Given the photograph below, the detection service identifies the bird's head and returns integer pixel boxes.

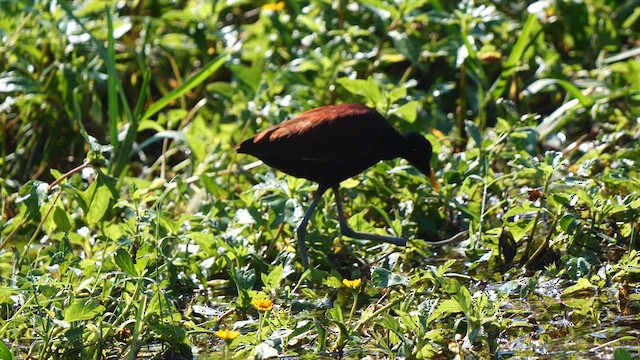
[402,133,440,191]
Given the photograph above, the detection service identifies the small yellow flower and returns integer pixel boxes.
[216,328,240,342]
[252,298,274,312]
[262,2,285,12]
[343,278,362,289]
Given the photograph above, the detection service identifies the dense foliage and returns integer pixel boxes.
[1,0,639,358]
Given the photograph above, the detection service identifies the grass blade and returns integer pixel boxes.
[486,14,541,104]
[105,6,118,156]
[140,53,229,123]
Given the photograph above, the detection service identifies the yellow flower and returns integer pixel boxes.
[262,2,285,12]
[216,328,240,342]
[343,278,362,289]
[252,298,274,312]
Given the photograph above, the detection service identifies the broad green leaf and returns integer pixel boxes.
[322,274,344,289]
[502,204,540,219]
[388,30,421,63]
[0,288,16,305]
[52,205,72,233]
[149,321,187,343]
[262,264,284,292]
[326,302,344,323]
[427,298,462,323]
[454,286,473,313]
[233,268,256,293]
[563,297,595,315]
[561,277,594,297]
[63,299,105,322]
[393,101,419,123]
[185,115,214,162]
[284,198,304,226]
[340,178,360,189]
[114,248,139,277]
[371,267,409,288]
[559,214,579,234]
[388,86,407,103]
[83,173,117,225]
[614,348,633,360]
[134,256,150,276]
[336,77,382,105]
[16,180,48,221]
[229,63,261,95]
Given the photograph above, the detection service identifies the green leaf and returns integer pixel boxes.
[561,277,594,297]
[138,119,166,133]
[149,321,187,343]
[0,288,17,305]
[388,30,421,63]
[16,180,48,221]
[427,298,462,323]
[371,267,409,288]
[262,264,284,292]
[233,268,256,293]
[326,302,344,324]
[524,78,594,107]
[134,256,150,276]
[83,174,115,225]
[559,214,579,234]
[0,341,12,360]
[503,204,540,219]
[114,248,139,277]
[614,348,633,360]
[454,286,473,313]
[359,0,400,19]
[63,299,105,322]
[465,120,482,149]
[315,320,327,353]
[185,116,213,162]
[322,274,344,288]
[284,198,304,226]
[388,87,407,103]
[336,77,382,105]
[52,205,72,233]
[393,101,419,123]
[229,63,261,95]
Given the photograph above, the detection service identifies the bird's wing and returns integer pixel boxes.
[239,105,394,162]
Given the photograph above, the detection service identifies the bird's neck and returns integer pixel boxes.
[376,132,407,160]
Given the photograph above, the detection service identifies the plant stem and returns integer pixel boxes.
[354,298,402,332]
[523,172,552,262]
[47,161,91,192]
[348,292,358,324]
[524,212,560,268]
[256,312,263,344]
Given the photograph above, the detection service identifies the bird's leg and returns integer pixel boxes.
[333,185,407,246]
[296,185,328,271]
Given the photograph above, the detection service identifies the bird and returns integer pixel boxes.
[236,103,439,271]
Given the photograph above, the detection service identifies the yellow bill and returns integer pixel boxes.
[429,169,440,191]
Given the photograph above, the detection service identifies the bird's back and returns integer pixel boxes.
[237,104,402,184]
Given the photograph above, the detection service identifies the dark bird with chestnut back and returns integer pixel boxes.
[236,103,439,271]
